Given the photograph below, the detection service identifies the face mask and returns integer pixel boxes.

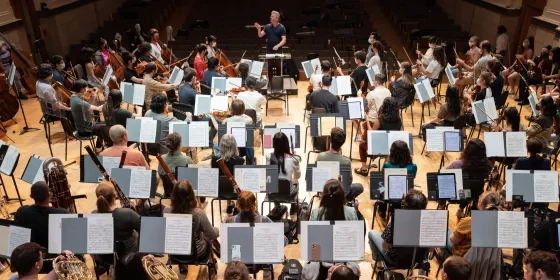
[60,62,65,69]
[368,38,372,44]
[477,79,482,86]
[469,42,475,47]
[428,43,434,48]
[399,69,404,74]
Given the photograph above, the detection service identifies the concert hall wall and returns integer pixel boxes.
[529,0,560,51]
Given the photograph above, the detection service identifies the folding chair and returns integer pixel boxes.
[210,176,239,226]
[266,76,289,116]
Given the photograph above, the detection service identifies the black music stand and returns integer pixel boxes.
[7,64,39,135]
[0,153,24,206]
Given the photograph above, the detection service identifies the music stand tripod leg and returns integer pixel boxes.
[414,103,426,138]
[0,173,25,206]
[12,82,40,135]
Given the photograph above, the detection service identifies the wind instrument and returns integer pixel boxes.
[43,157,76,213]
[0,197,11,219]
[53,254,93,280]
[143,255,178,280]
[215,158,241,195]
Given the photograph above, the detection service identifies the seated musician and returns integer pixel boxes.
[236,77,267,125]
[422,86,461,129]
[224,261,251,280]
[35,64,74,123]
[80,47,108,92]
[488,60,504,100]
[0,38,27,99]
[193,44,208,82]
[522,251,559,280]
[368,190,427,267]
[201,57,225,90]
[355,97,402,176]
[415,36,439,68]
[163,180,218,273]
[451,36,481,77]
[442,256,472,280]
[266,132,300,197]
[503,36,534,94]
[211,134,245,214]
[526,96,556,147]
[9,242,74,280]
[515,138,551,170]
[50,55,66,84]
[70,79,105,152]
[318,127,364,200]
[416,45,445,85]
[142,63,179,110]
[148,29,166,65]
[237,62,268,89]
[158,132,193,177]
[135,42,153,63]
[102,90,141,127]
[99,125,149,167]
[205,35,217,59]
[308,76,339,113]
[14,182,70,273]
[308,60,331,93]
[122,51,143,84]
[390,61,415,108]
[455,40,493,87]
[463,72,494,107]
[94,38,111,69]
[224,99,253,124]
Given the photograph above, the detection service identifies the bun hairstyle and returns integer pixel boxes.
[165,132,182,153]
[96,182,117,213]
[224,261,250,280]
[478,191,502,211]
[196,44,207,53]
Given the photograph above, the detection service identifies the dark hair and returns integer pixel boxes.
[461,138,492,179]
[224,261,250,280]
[488,60,502,76]
[321,75,333,87]
[320,60,331,72]
[98,38,108,49]
[30,181,49,203]
[551,47,560,65]
[524,36,535,51]
[522,251,559,278]
[10,242,42,276]
[331,265,357,280]
[165,132,182,153]
[388,140,412,166]
[480,40,491,53]
[478,72,494,86]
[428,36,440,44]
[318,179,346,220]
[102,90,123,125]
[372,41,386,61]
[150,93,168,113]
[503,107,520,131]
[245,76,257,89]
[443,256,472,280]
[122,51,135,65]
[354,51,366,63]
[81,47,95,63]
[270,132,291,175]
[370,32,379,41]
[237,191,258,223]
[144,62,157,74]
[206,35,217,43]
[72,79,88,92]
[404,189,427,210]
[138,42,152,54]
[196,43,207,54]
[37,63,53,79]
[51,55,63,65]
[445,86,462,119]
[231,99,245,116]
[379,97,400,123]
[330,127,346,151]
[433,46,446,67]
[527,138,543,155]
[208,57,219,69]
[238,63,249,79]
[96,182,117,213]
[374,73,385,84]
[497,25,507,34]
[171,180,197,214]
[400,62,414,86]
[540,95,557,119]
[183,67,197,82]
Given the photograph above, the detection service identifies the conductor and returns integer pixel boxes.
[254,11,287,77]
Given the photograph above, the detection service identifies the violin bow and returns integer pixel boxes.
[402,47,414,65]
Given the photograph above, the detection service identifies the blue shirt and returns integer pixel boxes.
[383,162,418,178]
[201,69,225,87]
[263,23,286,51]
[52,68,64,84]
[178,83,197,109]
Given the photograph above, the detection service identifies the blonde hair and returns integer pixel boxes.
[219,134,239,161]
[109,125,127,144]
[271,10,280,19]
[478,191,502,211]
[96,182,117,213]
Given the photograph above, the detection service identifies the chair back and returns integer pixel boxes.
[100,125,113,147]
[311,107,330,151]
[496,90,509,110]
[74,64,85,80]
[160,173,175,198]
[200,81,211,95]
[60,117,76,137]
[453,114,468,130]
[244,109,257,125]
[218,175,238,199]
[402,87,416,109]
[172,102,191,121]
[277,178,292,195]
[270,76,284,94]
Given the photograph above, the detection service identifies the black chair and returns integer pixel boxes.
[160,173,175,198]
[167,238,217,280]
[60,117,95,161]
[399,88,417,129]
[200,81,211,95]
[38,97,61,158]
[172,102,192,121]
[266,76,289,116]
[371,246,428,279]
[210,176,239,226]
[100,125,114,147]
[305,108,330,165]
[261,178,299,220]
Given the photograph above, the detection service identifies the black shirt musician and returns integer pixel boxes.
[255,11,287,77]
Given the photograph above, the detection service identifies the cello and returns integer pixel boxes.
[52,81,72,105]
[0,32,38,95]
[216,49,238,77]
[0,73,19,121]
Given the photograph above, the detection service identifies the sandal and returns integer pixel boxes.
[353,167,368,176]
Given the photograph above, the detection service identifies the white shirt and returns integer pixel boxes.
[236,90,267,122]
[421,47,434,67]
[310,73,324,91]
[426,60,443,79]
[365,86,391,119]
[150,42,165,64]
[367,54,382,69]
[496,33,508,54]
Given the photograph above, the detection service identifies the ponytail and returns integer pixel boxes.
[97,195,111,213]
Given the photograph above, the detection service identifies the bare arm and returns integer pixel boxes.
[276,35,287,49]
[131,76,144,84]
[255,23,265,38]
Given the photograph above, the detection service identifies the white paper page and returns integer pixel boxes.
[101,156,121,177]
[0,145,19,175]
[301,60,313,78]
[139,118,158,143]
[421,78,435,101]
[533,171,559,202]
[505,132,527,157]
[230,127,247,148]
[211,96,229,113]
[194,95,211,115]
[48,214,79,253]
[253,223,284,263]
[333,221,364,261]
[168,66,184,84]
[250,61,264,77]
[437,174,456,199]
[388,175,408,199]
[279,128,297,148]
[335,76,352,96]
[312,168,331,192]
[317,161,340,180]
[188,121,209,147]
[387,131,410,150]
[383,168,407,199]
[483,97,498,120]
[426,129,444,152]
[132,84,146,105]
[234,168,263,193]
[497,211,527,248]
[102,65,113,86]
[366,67,375,85]
[226,78,243,91]
[445,64,456,86]
[419,210,448,247]
[439,169,463,199]
[197,168,219,197]
[329,77,338,95]
[128,168,152,198]
[347,98,364,119]
[484,132,505,157]
[87,215,114,254]
[165,215,193,255]
[444,131,461,152]
[7,226,31,256]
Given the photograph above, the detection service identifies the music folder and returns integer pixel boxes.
[528,89,539,117]
[301,58,321,78]
[139,215,193,255]
[102,65,113,86]
[301,221,365,262]
[472,98,498,124]
[367,131,413,155]
[472,210,533,249]
[120,82,146,105]
[111,167,157,199]
[20,155,45,184]
[126,117,162,143]
[79,155,121,183]
[176,166,220,197]
[413,79,435,103]
[169,121,210,148]
[218,123,255,148]
[425,128,463,152]
[393,209,448,248]
[309,113,346,137]
[306,163,351,192]
[505,170,559,203]
[0,143,19,176]
[330,76,352,96]
[262,123,301,149]
[48,214,114,254]
[445,63,455,86]
[483,131,527,157]
[0,219,31,258]
[234,165,279,193]
[366,65,381,85]
[168,66,184,85]
[211,77,227,95]
[221,222,285,264]
[426,172,457,200]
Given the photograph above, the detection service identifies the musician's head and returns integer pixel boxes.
[219,134,239,161]
[270,10,281,23]
[372,41,384,54]
[134,23,142,33]
[171,180,197,214]
[400,61,412,75]
[462,138,488,162]
[81,47,95,60]
[144,62,157,76]
[99,38,108,50]
[523,36,534,50]
[150,93,168,114]
[428,36,440,48]
[539,95,556,118]
[319,179,346,219]
[237,191,257,215]
[403,189,427,210]
[96,181,117,213]
[503,107,520,131]
[148,28,159,42]
[183,67,197,85]
[109,125,128,145]
[122,51,136,67]
[245,76,257,89]
[231,99,246,117]
[487,60,502,76]
[468,36,479,48]
[477,72,494,87]
[497,25,507,35]
[321,75,333,88]
[527,138,544,157]
[388,140,412,166]
[432,46,446,67]
[196,43,207,55]
[30,181,51,205]
[368,32,379,45]
[523,250,559,280]
[238,63,249,79]
[51,55,64,70]
[354,51,366,64]
[138,42,152,54]
[224,261,250,280]
[329,127,346,152]
[321,60,331,72]
[10,242,43,277]
[480,40,491,54]
[165,132,183,154]
[477,191,502,211]
[329,265,358,280]
[206,35,217,47]
[273,131,290,155]
[373,73,385,87]
[208,57,219,71]
[379,97,400,123]
[442,256,471,280]
[72,79,88,95]
[37,64,53,81]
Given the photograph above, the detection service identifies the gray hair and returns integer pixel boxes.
[219,134,239,161]
[271,11,280,19]
[109,125,127,144]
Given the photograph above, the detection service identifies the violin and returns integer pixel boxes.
[230,86,248,93]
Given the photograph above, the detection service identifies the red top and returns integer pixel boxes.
[194,55,207,81]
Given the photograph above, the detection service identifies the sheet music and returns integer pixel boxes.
[483,98,498,120]
[7,226,31,256]
[320,117,335,136]
[168,67,184,84]
[445,64,455,85]
[87,215,114,254]
[444,131,461,152]
[121,82,146,105]
[505,132,527,157]
[212,77,227,95]
[333,221,362,260]
[317,161,340,180]
[383,168,407,199]
[197,168,219,197]
[484,132,505,157]
[229,127,246,148]
[226,78,243,91]
[211,96,229,112]
[439,169,463,199]
[388,175,407,199]
[253,223,284,263]
[48,214,79,253]
[311,168,331,192]
[497,211,527,248]
[188,121,209,147]
[426,129,445,152]
[194,95,211,115]
[329,77,338,95]
[419,210,448,247]
[165,215,192,254]
[279,128,297,147]
[335,76,352,96]
[347,98,364,120]
[528,90,539,116]
[139,118,158,143]
[0,145,18,175]
[387,131,410,149]
[234,168,264,193]
[101,156,121,177]
[533,171,559,202]
[302,60,314,78]
[128,169,152,198]
[102,65,113,86]
[250,61,264,77]
[437,174,456,199]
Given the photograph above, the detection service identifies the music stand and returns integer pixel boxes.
[7,63,39,135]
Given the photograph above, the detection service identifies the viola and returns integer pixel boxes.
[230,86,247,93]
[0,32,38,95]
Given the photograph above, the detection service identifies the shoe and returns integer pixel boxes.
[525,116,536,121]
[17,93,28,100]
[353,167,368,176]
[517,101,529,105]
[354,135,362,142]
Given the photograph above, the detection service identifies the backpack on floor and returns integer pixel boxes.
[267,204,299,244]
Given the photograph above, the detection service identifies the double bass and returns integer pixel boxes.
[0,32,38,95]
[0,73,19,121]
[216,49,238,77]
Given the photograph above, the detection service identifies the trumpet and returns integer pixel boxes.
[143,255,178,280]
[53,255,93,280]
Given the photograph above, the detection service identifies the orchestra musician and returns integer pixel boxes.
[122,51,143,84]
[194,44,208,82]
[102,90,141,127]
[495,25,508,57]
[416,36,440,68]
[70,79,106,152]
[35,64,74,125]
[308,76,339,113]
[148,28,166,65]
[366,32,380,62]
[81,47,108,92]
[416,45,445,85]
[309,60,331,93]
[206,35,218,59]
[390,61,415,108]
[50,55,67,85]
[100,125,149,167]
[502,35,534,94]
[237,62,268,88]
[266,131,300,212]
[454,40,493,87]
[94,38,112,69]
[135,42,153,63]
[9,242,74,280]
[211,134,245,214]
[130,23,148,51]
[0,38,27,99]
[202,57,226,90]
[367,41,385,69]
[517,46,552,105]
[141,63,179,110]
[254,10,287,78]
[158,133,194,196]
